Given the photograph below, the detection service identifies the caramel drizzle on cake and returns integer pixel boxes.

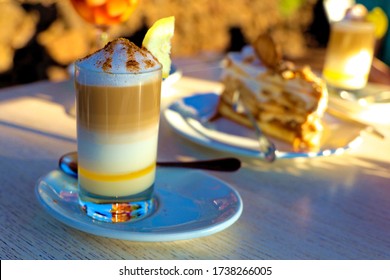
[216,34,328,151]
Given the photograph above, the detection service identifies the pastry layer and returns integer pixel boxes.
[218,46,328,150]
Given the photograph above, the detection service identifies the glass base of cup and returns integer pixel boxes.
[78,186,156,223]
[327,84,365,102]
[79,197,156,223]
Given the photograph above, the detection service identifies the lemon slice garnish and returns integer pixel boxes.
[142,16,175,78]
[366,7,388,39]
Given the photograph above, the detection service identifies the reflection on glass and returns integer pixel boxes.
[70,0,139,49]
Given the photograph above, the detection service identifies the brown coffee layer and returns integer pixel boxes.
[76,81,161,133]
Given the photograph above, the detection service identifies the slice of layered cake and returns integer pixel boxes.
[216,35,328,151]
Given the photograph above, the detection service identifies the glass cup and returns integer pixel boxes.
[70,0,139,49]
[323,20,375,92]
[74,61,162,223]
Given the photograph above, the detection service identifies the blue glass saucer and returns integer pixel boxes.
[35,168,243,242]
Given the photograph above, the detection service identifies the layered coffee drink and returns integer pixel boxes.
[323,20,375,90]
[75,38,162,205]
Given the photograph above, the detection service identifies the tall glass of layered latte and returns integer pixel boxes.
[75,38,162,223]
[323,20,375,91]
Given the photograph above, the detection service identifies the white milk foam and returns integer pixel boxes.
[76,38,161,87]
[333,20,375,32]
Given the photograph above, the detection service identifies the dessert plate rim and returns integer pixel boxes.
[35,168,243,242]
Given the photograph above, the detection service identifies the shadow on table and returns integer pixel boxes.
[241,153,390,181]
[0,120,76,144]
[0,79,76,118]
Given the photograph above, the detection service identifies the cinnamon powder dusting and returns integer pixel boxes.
[141,46,159,63]
[126,60,140,72]
[102,41,114,72]
[144,59,156,68]
[125,40,140,72]
[79,38,160,73]
[102,57,112,72]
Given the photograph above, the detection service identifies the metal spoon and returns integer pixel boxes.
[232,90,276,162]
[59,151,241,178]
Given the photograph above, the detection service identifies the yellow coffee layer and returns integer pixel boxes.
[78,163,156,197]
[79,170,156,197]
[79,162,155,182]
[323,69,365,81]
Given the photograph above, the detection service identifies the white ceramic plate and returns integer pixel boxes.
[35,168,243,242]
[164,93,363,159]
[327,84,390,126]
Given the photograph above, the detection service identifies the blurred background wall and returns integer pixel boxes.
[0,0,322,87]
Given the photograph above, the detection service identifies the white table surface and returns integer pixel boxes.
[1,58,390,260]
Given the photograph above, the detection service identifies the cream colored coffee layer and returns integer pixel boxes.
[327,27,375,59]
[78,129,158,197]
[76,81,161,133]
[78,128,158,173]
